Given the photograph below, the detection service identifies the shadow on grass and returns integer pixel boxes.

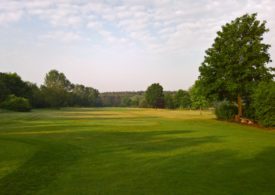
[1,129,275,195]
[85,136,275,195]
[74,130,275,194]
[0,143,80,195]
[140,147,275,195]
[97,130,221,153]
[86,130,221,154]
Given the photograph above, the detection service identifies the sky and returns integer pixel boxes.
[0,0,274,92]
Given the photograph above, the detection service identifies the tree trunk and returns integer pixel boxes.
[237,94,242,117]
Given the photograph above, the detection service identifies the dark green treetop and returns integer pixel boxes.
[44,69,71,90]
[145,83,164,108]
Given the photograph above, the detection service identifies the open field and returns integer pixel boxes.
[0,108,275,194]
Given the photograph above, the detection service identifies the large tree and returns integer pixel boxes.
[198,13,273,117]
[145,83,164,108]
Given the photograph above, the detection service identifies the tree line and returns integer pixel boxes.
[0,70,206,111]
[100,88,197,109]
[0,70,100,110]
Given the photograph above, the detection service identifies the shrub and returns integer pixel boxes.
[243,102,256,120]
[252,81,275,127]
[215,101,238,120]
[1,95,31,112]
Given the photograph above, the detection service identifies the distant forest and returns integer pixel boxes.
[0,70,196,110]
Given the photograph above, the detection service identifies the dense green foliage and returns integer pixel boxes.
[0,70,100,110]
[0,73,33,111]
[145,83,165,108]
[0,72,32,101]
[252,81,275,127]
[70,84,99,107]
[175,90,191,108]
[100,90,192,109]
[0,108,275,194]
[26,82,47,108]
[0,95,31,112]
[42,70,72,107]
[0,71,192,110]
[40,70,100,108]
[164,93,175,109]
[198,13,273,117]
[189,81,209,110]
[44,70,71,90]
[215,101,238,120]
[99,91,144,107]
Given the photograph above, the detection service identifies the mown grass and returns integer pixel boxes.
[0,108,274,194]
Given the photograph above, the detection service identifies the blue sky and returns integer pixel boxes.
[0,0,274,92]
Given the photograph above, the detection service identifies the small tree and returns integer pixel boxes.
[189,81,208,114]
[198,13,273,118]
[145,83,164,108]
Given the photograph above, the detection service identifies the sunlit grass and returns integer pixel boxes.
[0,108,274,194]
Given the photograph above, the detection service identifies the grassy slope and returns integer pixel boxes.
[0,108,274,195]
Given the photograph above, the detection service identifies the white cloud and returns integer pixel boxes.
[40,31,83,43]
[0,0,274,91]
[0,0,274,59]
[0,1,23,24]
[0,10,22,24]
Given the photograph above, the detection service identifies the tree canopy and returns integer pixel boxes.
[145,83,164,108]
[0,72,32,101]
[175,89,191,109]
[44,70,71,90]
[198,13,273,116]
[189,81,208,111]
[252,81,275,126]
[71,84,99,107]
[42,70,72,107]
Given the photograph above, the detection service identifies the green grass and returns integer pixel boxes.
[0,108,274,195]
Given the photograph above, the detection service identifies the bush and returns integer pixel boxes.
[215,101,238,120]
[252,81,275,127]
[243,102,256,120]
[1,95,31,112]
